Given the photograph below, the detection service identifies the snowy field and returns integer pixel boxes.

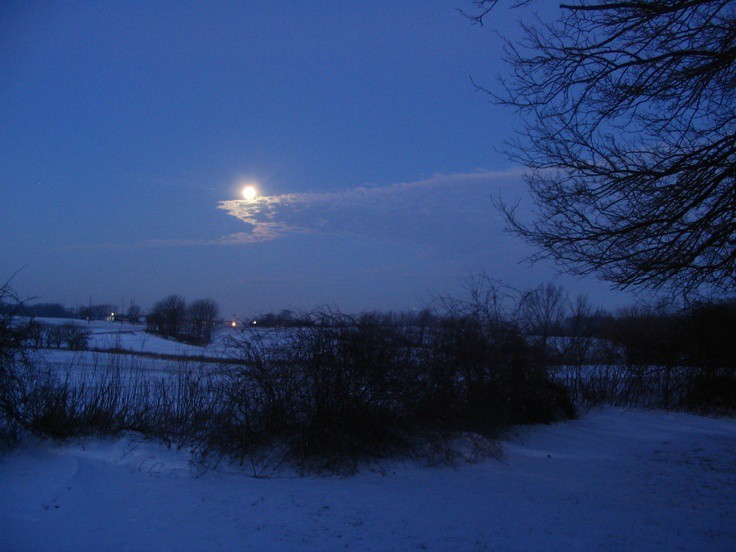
[31,350,208,385]
[2,408,735,551]
[30,318,260,358]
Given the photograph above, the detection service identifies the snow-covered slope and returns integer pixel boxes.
[32,318,240,357]
[2,408,734,551]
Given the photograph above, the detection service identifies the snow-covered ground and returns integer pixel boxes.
[2,408,734,551]
[34,349,205,379]
[32,318,242,357]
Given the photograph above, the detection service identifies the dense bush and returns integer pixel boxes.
[219,315,415,471]
[4,361,225,448]
[581,300,736,411]
[533,296,736,412]
[219,299,574,472]
[0,284,37,445]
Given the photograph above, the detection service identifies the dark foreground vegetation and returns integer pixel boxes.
[2,280,735,473]
[563,300,736,412]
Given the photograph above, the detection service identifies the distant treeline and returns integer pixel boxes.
[249,308,435,328]
[601,300,736,371]
[4,287,736,373]
[251,299,736,371]
[0,302,75,318]
[0,301,143,321]
[30,302,77,318]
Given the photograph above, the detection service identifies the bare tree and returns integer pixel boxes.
[472,1,736,294]
[147,295,187,338]
[126,300,142,323]
[520,282,568,366]
[559,294,595,365]
[186,299,220,344]
[77,303,114,321]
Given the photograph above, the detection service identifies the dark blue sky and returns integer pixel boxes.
[1,1,635,314]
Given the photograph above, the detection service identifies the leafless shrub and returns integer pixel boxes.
[43,325,65,349]
[215,284,575,473]
[219,315,417,473]
[59,323,91,350]
[0,281,38,445]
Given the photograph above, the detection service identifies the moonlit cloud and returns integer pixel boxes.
[217,170,525,248]
[60,170,527,254]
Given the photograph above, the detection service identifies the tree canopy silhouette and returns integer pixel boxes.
[474,0,736,293]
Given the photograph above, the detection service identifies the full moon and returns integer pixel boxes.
[242,185,258,200]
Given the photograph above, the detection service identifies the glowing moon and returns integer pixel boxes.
[242,185,258,200]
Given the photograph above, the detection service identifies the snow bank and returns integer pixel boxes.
[2,408,734,551]
[30,318,241,357]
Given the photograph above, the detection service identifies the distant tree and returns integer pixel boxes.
[278,309,294,324]
[472,1,736,294]
[126,301,142,323]
[252,309,311,328]
[147,295,187,338]
[186,299,220,344]
[609,305,683,367]
[77,305,91,320]
[58,323,90,351]
[683,299,736,371]
[22,303,73,319]
[77,303,114,321]
[255,312,279,327]
[25,321,45,349]
[520,282,568,366]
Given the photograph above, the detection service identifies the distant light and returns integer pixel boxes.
[242,186,258,200]
[111,312,115,316]
[252,320,257,325]
[231,321,237,328]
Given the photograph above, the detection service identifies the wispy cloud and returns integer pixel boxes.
[59,169,525,252]
[217,170,524,246]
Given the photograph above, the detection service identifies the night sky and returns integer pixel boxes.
[1,1,635,315]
